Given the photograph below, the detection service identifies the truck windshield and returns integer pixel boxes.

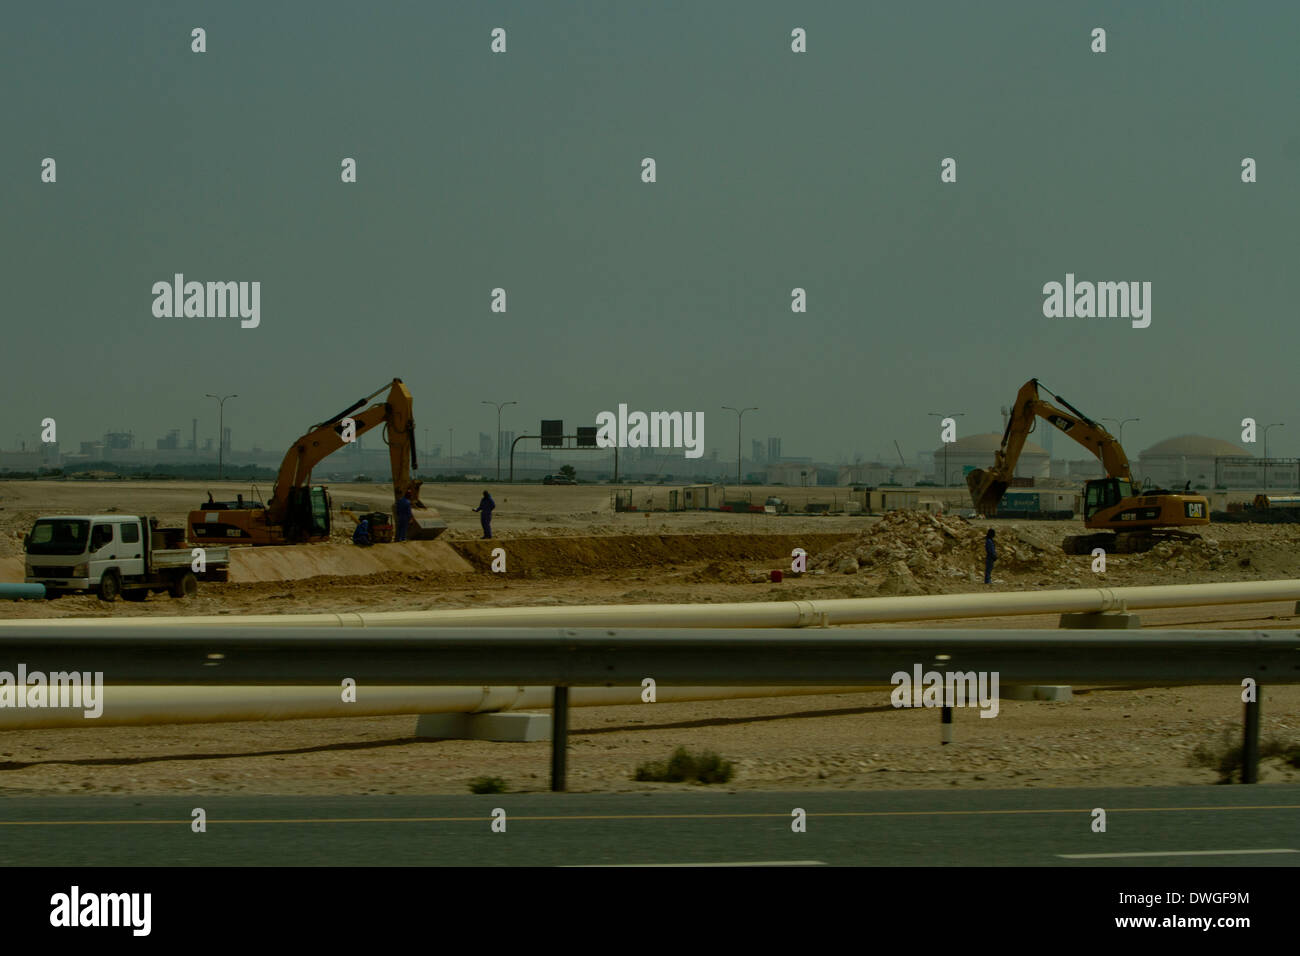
[26,519,91,555]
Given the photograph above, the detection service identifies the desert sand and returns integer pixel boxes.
[0,479,1296,796]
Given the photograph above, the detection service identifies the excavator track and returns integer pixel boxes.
[1063,529,1202,556]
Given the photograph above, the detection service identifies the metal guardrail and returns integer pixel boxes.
[0,627,1296,684]
[2,627,1296,789]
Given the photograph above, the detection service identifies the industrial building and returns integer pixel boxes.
[764,461,816,485]
[931,433,1049,484]
[837,463,920,487]
[1135,435,1250,489]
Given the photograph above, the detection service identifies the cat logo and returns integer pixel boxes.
[1186,502,1205,519]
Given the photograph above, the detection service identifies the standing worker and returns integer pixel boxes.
[394,489,413,542]
[473,489,496,539]
[984,528,996,585]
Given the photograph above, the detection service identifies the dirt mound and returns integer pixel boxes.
[812,511,1075,593]
[687,561,754,584]
[1212,510,1300,524]
[450,533,856,576]
[0,557,23,583]
[228,541,473,583]
[1135,537,1229,572]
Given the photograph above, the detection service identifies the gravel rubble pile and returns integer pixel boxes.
[811,510,1083,593]
[1134,537,1229,571]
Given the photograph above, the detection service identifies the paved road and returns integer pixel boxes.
[1,784,1296,866]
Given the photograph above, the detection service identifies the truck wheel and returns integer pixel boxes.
[122,588,148,602]
[97,571,121,602]
[169,571,198,599]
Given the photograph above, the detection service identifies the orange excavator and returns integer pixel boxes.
[966,379,1209,554]
[188,379,447,546]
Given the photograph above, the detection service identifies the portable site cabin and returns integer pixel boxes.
[879,490,920,511]
[855,488,922,513]
[678,484,722,511]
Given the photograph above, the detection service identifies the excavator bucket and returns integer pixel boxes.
[399,479,446,538]
[407,479,426,509]
[965,468,1007,517]
[407,512,448,540]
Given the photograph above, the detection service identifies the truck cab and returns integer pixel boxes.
[26,514,228,601]
[25,516,147,595]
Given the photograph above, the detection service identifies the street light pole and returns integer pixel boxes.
[928,412,965,487]
[1262,422,1284,459]
[206,393,237,480]
[482,400,518,481]
[448,428,454,472]
[1101,417,1140,447]
[722,406,757,488]
[1263,423,1284,490]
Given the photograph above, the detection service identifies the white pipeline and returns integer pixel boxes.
[0,684,876,730]
[5,579,1300,630]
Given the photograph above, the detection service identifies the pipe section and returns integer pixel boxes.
[5,579,1300,629]
[0,684,877,730]
[0,583,45,600]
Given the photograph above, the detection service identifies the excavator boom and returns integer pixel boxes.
[267,378,425,523]
[967,379,1129,515]
[966,378,1209,554]
[189,378,445,546]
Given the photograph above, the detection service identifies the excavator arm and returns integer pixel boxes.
[266,378,425,525]
[967,379,1131,515]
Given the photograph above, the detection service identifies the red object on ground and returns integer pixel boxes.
[770,569,783,583]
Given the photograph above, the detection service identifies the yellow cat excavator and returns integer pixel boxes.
[966,379,1210,554]
[188,378,447,546]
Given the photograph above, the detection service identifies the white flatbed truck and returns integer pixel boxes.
[24,514,230,601]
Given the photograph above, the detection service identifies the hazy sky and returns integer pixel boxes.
[3,1,1296,463]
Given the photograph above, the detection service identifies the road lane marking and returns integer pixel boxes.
[0,804,1296,826]
[1059,848,1297,859]
[572,860,827,867]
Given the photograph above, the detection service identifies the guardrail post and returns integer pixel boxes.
[551,686,569,792]
[1242,688,1260,784]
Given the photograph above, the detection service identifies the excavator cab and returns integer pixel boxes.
[282,486,331,542]
[1083,477,1133,519]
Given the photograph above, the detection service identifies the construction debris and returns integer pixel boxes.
[811,511,1080,593]
[1133,537,1228,572]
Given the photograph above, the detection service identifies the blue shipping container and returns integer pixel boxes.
[1001,492,1039,511]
